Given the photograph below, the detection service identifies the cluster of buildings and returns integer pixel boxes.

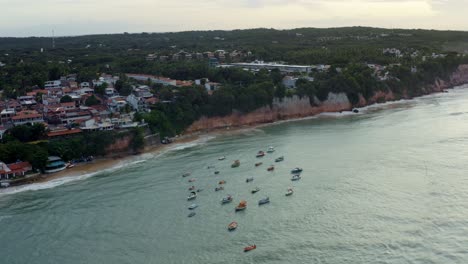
[125,73,222,101]
[0,73,141,140]
[146,50,252,62]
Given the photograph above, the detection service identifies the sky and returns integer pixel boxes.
[0,0,466,37]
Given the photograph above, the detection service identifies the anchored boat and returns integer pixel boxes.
[258,197,270,205]
[291,174,301,181]
[285,188,294,196]
[231,160,240,168]
[244,245,256,252]
[256,151,265,158]
[228,221,238,231]
[187,191,197,200]
[275,156,284,162]
[235,200,247,211]
[291,168,303,174]
[267,146,275,153]
[251,187,260,194]
[221,195,233,204]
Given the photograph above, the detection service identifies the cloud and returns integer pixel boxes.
[0,0,465,37]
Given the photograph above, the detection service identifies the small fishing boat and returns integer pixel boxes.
[244,245,256,252]
[196,188,204,193]
[291,174,301,181]
[219,180,226,185]
[188,178,196,183]
[258,197,270,205]
[231,160,240,168]
[188,186,195,191]
[182,172,191,177]
[228,221,238,231]
[188,204,198,210]
[255,162,263,167]
[275,156,284,162]
[221,195,233,204]
[214,171,220,175]
[291,168,303,174]
[246,177,254,183]
[235,200,247,211]
[188,212,196,217]
[218,156,226,161]
[285,188,293,196]
[267,165,274,171]
[256,151,265,158]
[187,191,197,200]
[215,186,224,192]
[267,146,275,153]
[251,187,260,194]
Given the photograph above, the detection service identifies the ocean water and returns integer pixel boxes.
[2,86,468,263]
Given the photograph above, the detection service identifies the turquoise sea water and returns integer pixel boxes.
[2,85,468,263]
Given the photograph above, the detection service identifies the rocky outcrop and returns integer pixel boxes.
[186,64,468,134]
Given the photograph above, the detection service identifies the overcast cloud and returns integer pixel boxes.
[0,0,465,37]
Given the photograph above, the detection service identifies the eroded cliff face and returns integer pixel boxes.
[186,64,468,134]
[187,92,351,133]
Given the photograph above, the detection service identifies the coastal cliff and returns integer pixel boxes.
[186,64,468,133]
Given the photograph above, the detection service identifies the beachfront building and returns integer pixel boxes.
[44,156,66,174]
[0,161,33,180]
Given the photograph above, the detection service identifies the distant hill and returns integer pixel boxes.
[1,27,468,53]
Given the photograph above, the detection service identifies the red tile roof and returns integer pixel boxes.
[47,128,82,138]
[12,111,42,120]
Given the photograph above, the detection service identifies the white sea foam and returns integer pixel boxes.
[0,159,149,197]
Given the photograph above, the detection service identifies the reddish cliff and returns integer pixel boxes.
[186,64,468,134]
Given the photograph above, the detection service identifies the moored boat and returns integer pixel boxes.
[188,186,195,191]
[196,188,204,193]
[66,162,75,168]
[188,204,198,210]
[267,165,274,171]
[228,221,238,231]
[291,174,301,181]
[275,156,284,162]
[251,187,260,194]
[214,171,220,175]
[219,180,226,185]
[221,195,233,204]
[182,172,191,177]
[267,146,275,153]
[188,212,196,217]
[218,156,226,161]
[256,151,265,158]
[285,188,294,196]
[187,191,197,200]
[231,160,240,168]
[188,178,196,183]
[246,177,254,183]
[291,168,303,174]
[244,245,256,252]
[255,162,263,167]
[235,200,247,211]
[215,186,224,191]
[258,197,270,205]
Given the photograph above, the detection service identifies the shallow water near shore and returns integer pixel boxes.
[2,85,468,263]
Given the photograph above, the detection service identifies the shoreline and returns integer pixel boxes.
[2,84,467,193]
